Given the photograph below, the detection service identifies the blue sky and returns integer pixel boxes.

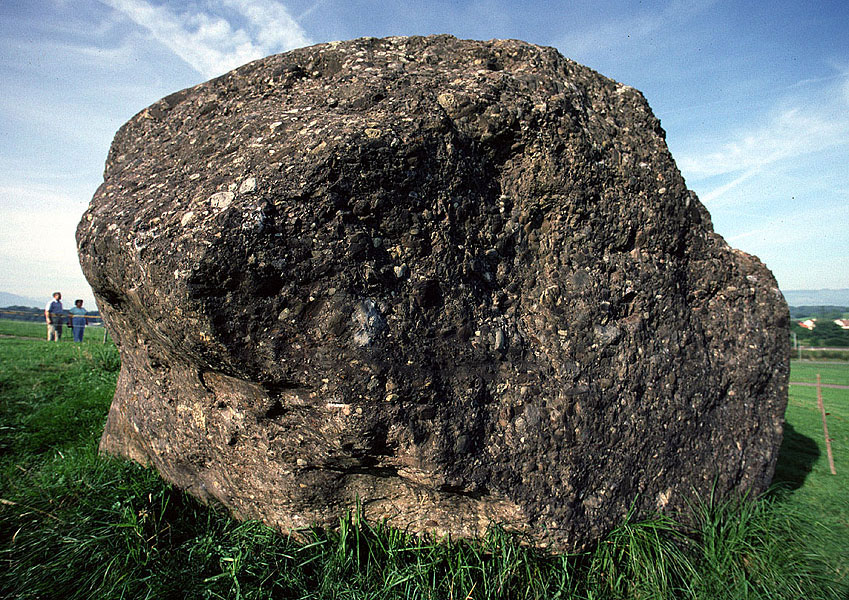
[1,0,847,308]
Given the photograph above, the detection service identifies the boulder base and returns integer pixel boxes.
[78,35,789,551]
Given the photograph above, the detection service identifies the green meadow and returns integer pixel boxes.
[1,319,846,599]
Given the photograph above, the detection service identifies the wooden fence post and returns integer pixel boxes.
[816,374,837,475]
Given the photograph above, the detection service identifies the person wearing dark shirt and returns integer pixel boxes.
[45,292,64,341]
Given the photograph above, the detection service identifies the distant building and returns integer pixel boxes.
[798,319,817,330]
[835,319,849,330]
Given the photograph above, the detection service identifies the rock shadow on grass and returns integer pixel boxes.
[772,422,820,491]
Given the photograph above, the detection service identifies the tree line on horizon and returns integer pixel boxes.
[4,303,846,347]
[0,305,102,324]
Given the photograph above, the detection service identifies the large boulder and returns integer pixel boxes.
[78,35,789,551]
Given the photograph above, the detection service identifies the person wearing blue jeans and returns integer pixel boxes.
[68,299,87,342]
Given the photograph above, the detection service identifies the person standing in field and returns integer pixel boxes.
[45,292,64,341]
[68,299,87,343]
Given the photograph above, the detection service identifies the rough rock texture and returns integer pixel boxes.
[78,35,789,551]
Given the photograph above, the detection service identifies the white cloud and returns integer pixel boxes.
[725,214,802,248]
[221,0,312,48]
[559,14,661,58]
[697,168,760,205]
[0,186,82,278]
[557,0,717,60]
[0,181,87,208]
[678,106,849,180]
[721,206,849,290]
[295,0,330,21]
[101,0,313,78]
[50,39,136,65]
[0,183,95,304]
[677,74,849,182]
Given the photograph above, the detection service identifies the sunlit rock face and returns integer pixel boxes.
[77,35,789,551]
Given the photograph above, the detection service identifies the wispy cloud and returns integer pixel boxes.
[726,213,803,247]
[557,0,717,60]
[679,106,849,180]
[726,210,848,286]
[101,0,313,78]
[0,179,102,300]
[698,168,761,205]
[0,184,83,270]
[673,71,849,209]
[296,0,330,22]
[24,37,140,70]
[677,74,849,181]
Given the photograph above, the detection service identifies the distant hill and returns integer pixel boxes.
[782,289,849,306]
[0,292,44,309]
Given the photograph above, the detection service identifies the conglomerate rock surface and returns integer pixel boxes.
[78,35,789,551]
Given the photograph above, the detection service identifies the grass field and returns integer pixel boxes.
[775,366,849,593]
[1,322,847,599]
[789,361,849,387]
[0,318,57,339]
[0,318,109,342]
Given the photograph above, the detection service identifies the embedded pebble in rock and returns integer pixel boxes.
[77,35,789,551]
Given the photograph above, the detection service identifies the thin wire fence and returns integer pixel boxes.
[2,309,103,324]
[0,310,110,342]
